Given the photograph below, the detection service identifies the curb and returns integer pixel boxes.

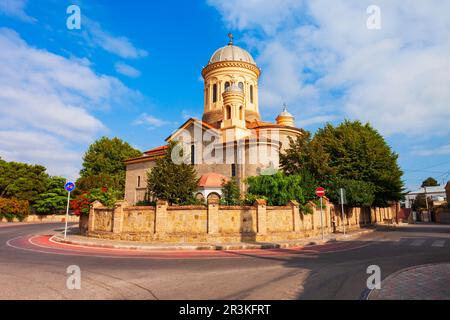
[51,228,375,251]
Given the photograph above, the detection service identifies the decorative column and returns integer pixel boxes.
[112,200,128,234]
[255,199,267,235]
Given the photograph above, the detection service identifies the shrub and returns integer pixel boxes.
[246,172,316,211]
[135,200,156,206]
[0,198,29,222]
[221,178,241,205]
[70,187,121,216]
[243,193,268,206]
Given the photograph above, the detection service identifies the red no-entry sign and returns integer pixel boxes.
[315,187,326,197]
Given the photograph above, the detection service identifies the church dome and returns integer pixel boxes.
[208,34,256,65]
[276,105,295,127]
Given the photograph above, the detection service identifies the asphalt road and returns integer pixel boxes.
[0,222,449,300]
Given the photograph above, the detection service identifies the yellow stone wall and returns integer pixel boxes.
[87,199,399,243]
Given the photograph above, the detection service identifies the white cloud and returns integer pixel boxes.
[209,0,450,136]
[83,18,148,59]
[207,0,303,35]
[0,0,36,23]
[0,28,142,179]
[297,115,339,127]
[411,145,450,157]
[0,131,81,180]
[115,62,141,78]
[133,113,171,128]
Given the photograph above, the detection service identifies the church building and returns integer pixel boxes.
[124,35,304,204]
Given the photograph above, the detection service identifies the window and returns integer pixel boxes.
[212,84,217,103]
[239,106,243,120]
[250,85,254,103]
[137,176,141,188]
[225,82,230,90]
[191,144,195,164]
[231,164,236,177]
[226,106,231,120]
[238,82,244,90]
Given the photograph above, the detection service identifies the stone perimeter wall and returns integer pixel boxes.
[87,199,398,243]
[0,214,79,223]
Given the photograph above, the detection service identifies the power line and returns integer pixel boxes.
[404,159,450,172]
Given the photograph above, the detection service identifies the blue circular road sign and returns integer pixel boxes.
[64,182,76,192]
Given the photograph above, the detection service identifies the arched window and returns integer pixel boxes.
[212,84,217,103]
[238,82,244,90]
[239,106,243,120]
[250,85,254,103]
[191,144,195,164]
[225,82,230,90]
[226,106,231,120]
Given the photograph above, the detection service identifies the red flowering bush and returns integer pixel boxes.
[0,198,29,222]
[70,188,121,216]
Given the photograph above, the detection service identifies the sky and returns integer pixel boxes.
[0,0,449,191]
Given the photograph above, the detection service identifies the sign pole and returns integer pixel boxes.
[320,196,324,241]
[315,187,326,241]
[340,188,346,235]
[63,181,75,240]
[64,191,71,239]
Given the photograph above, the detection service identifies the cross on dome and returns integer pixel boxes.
[228,32,233,45]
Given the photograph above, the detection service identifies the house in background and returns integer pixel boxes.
[405,185,447,209]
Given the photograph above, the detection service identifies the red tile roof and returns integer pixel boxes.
[198,172,228,188]
[144,145,168,155]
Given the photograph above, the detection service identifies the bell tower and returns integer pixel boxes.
[202,34,261,129]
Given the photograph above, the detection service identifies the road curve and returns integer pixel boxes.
[1,223,449,299]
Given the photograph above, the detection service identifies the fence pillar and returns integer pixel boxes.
[155,199,168,235]
[289,200,301,232]
[207,198,219,234]
[112,200,128,234]
[255,199,267,235]
[88,200,102,233]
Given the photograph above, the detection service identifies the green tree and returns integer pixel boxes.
[329,179,376,207]
[0,158,48,205]
[146,142,198,205]
[76,173,124,193]
[421,177,439,187]
[78,137,142,193]
[246,172,315,211]
[280,121,404,207]
[221,178,241,205]
[34,176,68,214]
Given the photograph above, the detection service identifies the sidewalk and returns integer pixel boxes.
[52,228,375,251]
[368,263,450,300]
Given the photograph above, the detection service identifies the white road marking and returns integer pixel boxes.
[431,240,445,247]
[392,238,406,245]
[410,239,426,246]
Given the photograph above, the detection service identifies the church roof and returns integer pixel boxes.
[124,145,168,164]
[165,117,218,142]
[208,34,256,66]
[277,105,293,118]
[143,145,168,155]
[198,172,228,188]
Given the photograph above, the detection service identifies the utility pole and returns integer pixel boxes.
[424,186,430,222]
